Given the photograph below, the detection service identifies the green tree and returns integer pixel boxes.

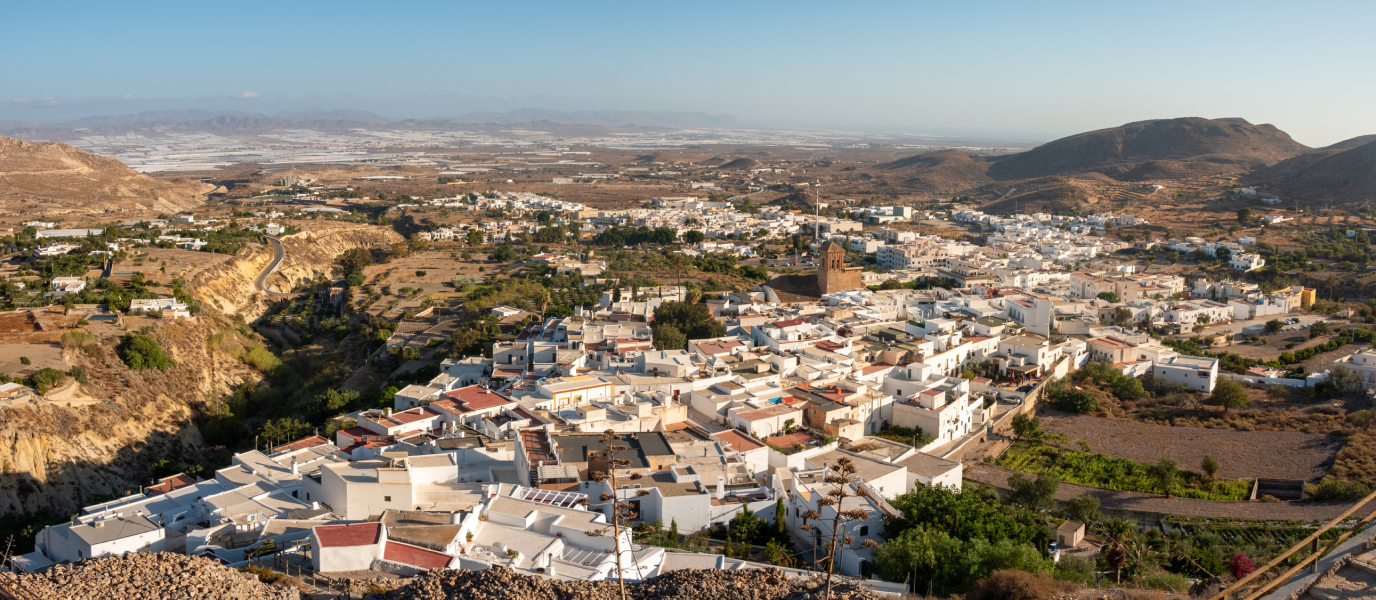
[28,368,66,395]
[1201,456,1220,478]
[489,245,518,262]
[1150,459,1179,497]
[1206,379,1251,414]
[683,230,706,244]
[651,323,686,351]
[1237,207,1251,223]
[1010,413,1042,441]
[1006,472,1060,511]
[337,247,373,274]
[316,388,360,416]
[1265,319,1283,334]
[1096,291,1120,303]
[118,334,175,371]
[260,418,312,446]
[466,229,484,246]
[1064,494,1101,526]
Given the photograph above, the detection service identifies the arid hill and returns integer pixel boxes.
[0,135,208,215]
[878,149,995,194]
[718,158,762,170]
[987,117,1310,181]
[1245,139,1376,204]
[1321,134,1376,151]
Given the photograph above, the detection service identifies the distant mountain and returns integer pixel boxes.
[64,110,264,127]
[447,108,744,128]
[718,158,761,170]
[987,117,1310,181]
[274,108,393,123]
[1244,139,1376,204]
[1320,135,1376,151]
[0,135,208,214]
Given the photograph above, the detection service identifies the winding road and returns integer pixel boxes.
[254,236,297,296]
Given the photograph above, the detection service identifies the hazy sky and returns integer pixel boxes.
[5,0,1374,146]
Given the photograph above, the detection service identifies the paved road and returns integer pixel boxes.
[254,236,297,296]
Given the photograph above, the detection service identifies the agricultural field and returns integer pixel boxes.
[1037,413,1341,482]
[995,441,1253,501]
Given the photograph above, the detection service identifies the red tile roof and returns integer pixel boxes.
[813,340,845,352]
[389,407,441,424]
[383,541,453,570]
[860,364,896,375]
[712,429,765,452]
[315,523,381,548]
[338,427,372,443]
[272,435,330,454]
[772,319,806,328]
[146,473,198,496]
[441,385,515,412]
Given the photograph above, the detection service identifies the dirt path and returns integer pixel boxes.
[1039,413,1341,481]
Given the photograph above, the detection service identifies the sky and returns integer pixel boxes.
[3,0,1375,146]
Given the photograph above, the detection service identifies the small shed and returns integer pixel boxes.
[1057,520,1085,549]
[0,382,23,398]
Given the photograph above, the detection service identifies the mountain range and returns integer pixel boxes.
[0,107,745,134]
[876,117,1376,209]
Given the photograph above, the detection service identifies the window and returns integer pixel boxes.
[859,525,869,536]
[384,496,392,502]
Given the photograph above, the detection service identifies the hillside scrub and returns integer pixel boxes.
[118,333,175,371]
[996,442,1252,501]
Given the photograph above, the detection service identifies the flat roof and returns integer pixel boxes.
[315,522,381,548]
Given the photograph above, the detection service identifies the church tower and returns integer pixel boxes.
[817,241,862,294]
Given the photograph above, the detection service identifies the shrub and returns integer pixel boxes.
[118,334,175,371]
[28,368,65,395]
[69,365,88,385]
[1055,389,1099,414]
[965,570,1068,600]
[242,346,281,373]
[18,357,30,365]
[415,270,426,276]
[1307,479,1370,502]
[61,331,95,349]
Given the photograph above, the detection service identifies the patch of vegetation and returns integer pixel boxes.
[996,442,1251,501]
[118,333,175,371]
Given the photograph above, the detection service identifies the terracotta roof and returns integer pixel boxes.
[272,435,330,454]
[737,404,800,421]
[315,523,381,548]
[772,319,806,328]
[712,429,766,452]
[382,541,453,570]
[860,364,896,375]
[146,473,198,496]
[389,407,442,424]
[441,385,515,412]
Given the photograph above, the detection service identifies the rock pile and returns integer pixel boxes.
[373,567,882,600]
[0,552,299,600]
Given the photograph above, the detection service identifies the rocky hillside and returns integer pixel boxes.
[0,135,210,215]
[0,316,263,515]
[192,223,404,320]
[987,117,1309,181]
[1,552,298,599]
[878,149,995,195]
[375,566,882,600]
[1244,138,1376,204]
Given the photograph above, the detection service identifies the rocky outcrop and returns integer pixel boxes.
[0,317,260,515]
[0,135,208,215]
[376,567,882,600]
[1,552,299,600]
[191,223,403,321]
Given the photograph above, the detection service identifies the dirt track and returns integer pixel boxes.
[1039,413,1341,481]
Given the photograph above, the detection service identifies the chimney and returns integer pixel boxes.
[716,475,725,500]
[290,457,299,476]
[450,512,462,525]
[386,408,393,417]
